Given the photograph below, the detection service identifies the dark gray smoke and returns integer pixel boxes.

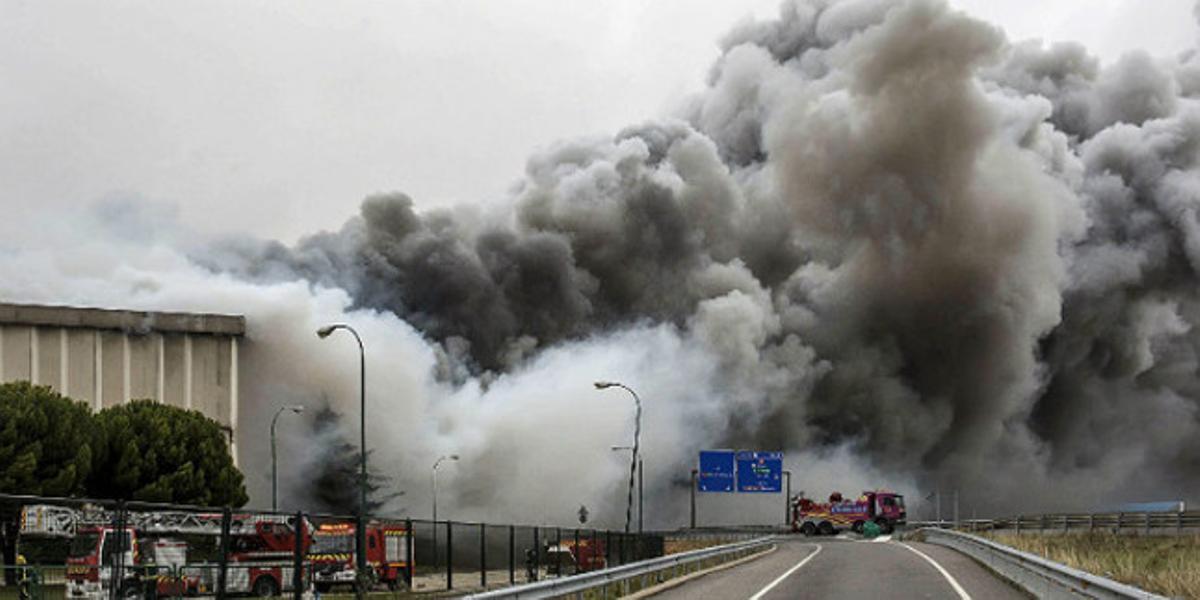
[205,0,1200,514]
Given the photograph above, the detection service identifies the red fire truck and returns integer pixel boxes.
[309,522,410,592]
[792,490,906,536]
[543,538,606,575]
[21,504,310,598]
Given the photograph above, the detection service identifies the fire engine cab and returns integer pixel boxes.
[309,522,410,592]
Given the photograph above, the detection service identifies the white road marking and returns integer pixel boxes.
[747,544,822,600]
[898,542,973,600]
[872,534,892,543]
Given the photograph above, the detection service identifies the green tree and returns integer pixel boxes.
[0,381,99,575]
[308,405,397,515]
[0,381,98,497]
[91,400,248,507]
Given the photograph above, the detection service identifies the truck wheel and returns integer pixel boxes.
[119,583,142,600]
[800,522,816,536]
[875,518,894,534]
[251,576,280,597]
[851,521,865,534]
[818,521,836,536]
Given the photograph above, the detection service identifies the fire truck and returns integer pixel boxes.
[308,522,410,592]
[792,490,906,536]
[543,538,606,575]
[20,504,310,598]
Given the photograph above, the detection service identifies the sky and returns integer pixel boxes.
[2,0,1196,243]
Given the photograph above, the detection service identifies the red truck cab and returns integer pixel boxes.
[65,526,142,599]
[309,522,409,592]
[793,490,906,536]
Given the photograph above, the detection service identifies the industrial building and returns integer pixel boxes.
[0,302,244,463]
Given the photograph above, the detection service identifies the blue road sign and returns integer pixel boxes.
[698,450,735,492]
[736,451,783,493]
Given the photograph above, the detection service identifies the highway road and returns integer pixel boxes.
[651,536,1028,599]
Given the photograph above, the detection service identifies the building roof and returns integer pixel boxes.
[0,302,245,336]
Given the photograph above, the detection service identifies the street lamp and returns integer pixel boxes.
[317,323,368,589]
[594,381,641,534]
[612,446,643,534]
[432,454,460,523]
[270,405,305,511]
[431,454,459,574]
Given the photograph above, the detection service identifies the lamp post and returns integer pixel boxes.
[431,454,458,573]
[612,446,643,534]
[317,323,368,591]
[432,455,460,524]
[594,381,641,534]
[270,405,305,511]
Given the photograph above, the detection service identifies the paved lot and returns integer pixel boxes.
[651,536,1028,599]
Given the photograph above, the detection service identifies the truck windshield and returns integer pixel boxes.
[69,534,100,558]
[311,534,354,554]
[101,532,133,561]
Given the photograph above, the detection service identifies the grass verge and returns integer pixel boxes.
[664,538,729,555]
[982,532,1200,598]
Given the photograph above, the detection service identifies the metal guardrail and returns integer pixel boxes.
[909,511,1200,534]
[921,528,1166,600]
[464,536,775,599]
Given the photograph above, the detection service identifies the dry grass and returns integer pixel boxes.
[983,533,1200,599]
[663,538,727,555]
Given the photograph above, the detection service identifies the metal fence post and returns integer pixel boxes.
[532,526,539,582]
[446,521,453,590]
[405,519,414,588]
[508,525,515,584]
[292,512,305,600]
[480,523,487,590]
[606,531,612,567]
[555,527,562,576]
[1089,513,1095,531]
[1117,512,1123,533]
[574,529,580,574]
[216,507,231,600]
[1178,511,1184,534]
[1144,512,1151,535]
[110,501,126,600]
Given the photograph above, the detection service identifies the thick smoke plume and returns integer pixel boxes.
[6,0,1200,523]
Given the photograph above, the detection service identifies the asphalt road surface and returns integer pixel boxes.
[651,536,1028,599]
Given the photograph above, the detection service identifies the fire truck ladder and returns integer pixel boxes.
[20,505,294,537]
